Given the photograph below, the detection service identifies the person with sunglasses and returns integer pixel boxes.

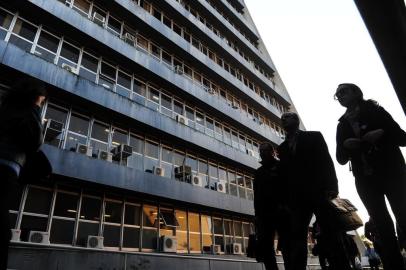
[335,83,406,270]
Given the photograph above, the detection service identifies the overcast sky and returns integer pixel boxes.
[245,0,406,231]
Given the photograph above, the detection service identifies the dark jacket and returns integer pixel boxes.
[336,100,406,179]
[278,131,339,199]
[0,105,43,168]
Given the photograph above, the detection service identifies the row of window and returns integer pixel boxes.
[9,184,254,254]
[43,102,255,200]
[0,6,286,140]
[59,0,284,114]
[224,0,244,16]
[173,0,259,55]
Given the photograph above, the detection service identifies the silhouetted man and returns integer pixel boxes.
[278,112,351,270]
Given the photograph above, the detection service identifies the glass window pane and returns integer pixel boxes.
[91,121,109,142]
[177,231,187,252]
[213,218,223,235]
[107,15,121,34]
[101,61,116,79]
[133,79,146,97]
[124,204,141,225]
[0,9,13,30]
[209,164,218,178]
[69,114,89,136]
[196,112,204,126]
[201,215,212,234]
[234,221,243,236]
[188,212,200,232]
[81,52,98,72]
[50,218,75,245]
[111,129,127,148]
[219,168,227,181]
[73,0,91,14]
[185,156,197,172]
[142,228,157,250]
[117,71,131,89]
[103,225,121,247]
[37,30,59,52]
[173,100,183,115]
[145,141,159,159]
[24,187,52,215]
[190,233,201,252]
[161,93,172,110]
[76,221,99,246]
[202,234,213,253]
[143,205,157,227]
[60,42,80,63]
[129,135,144,154]
[53,192,78,218]
[198,160,207,174]
[123,227,140,248]
[173,151,185,167]
[80,196,101,221]
[175,210,187,231]
[185,107,194,121]
[147,87,160,103]
[104,201,122,224]
[20,215,48,241]
[12,19,37,41]
[161,147,172,163]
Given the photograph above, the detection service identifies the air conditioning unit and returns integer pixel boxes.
[215,181,227,193]
[61,63,78,75]
[28,231,50,244]
[153,166,165,176]
[124,32,136,45]
[112,144,133,159]
[175,114,188,125]
[174,65,184,74]
[160,235,177,253]
[211,244,222,255]
[207,88,216,95]
[92,12,106,27]
[87,235,104,249]
[98,150,112,162]
[45,119,63,141]
[10,229,21,242]
[76,143,92,157]
[246,149,255,157]
[231,101,239,109]
[191,174,203,187]
[174,165,192,177]
[231,243,242,254]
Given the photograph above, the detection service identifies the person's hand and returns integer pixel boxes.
[362,129,384,144]
[343,138,362,150]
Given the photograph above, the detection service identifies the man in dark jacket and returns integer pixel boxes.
[0,79,48,270]
[335,83,406,270]
[278,112,351,270]
[254,142,290,270]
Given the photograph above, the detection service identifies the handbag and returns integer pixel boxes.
[327,197,363,231]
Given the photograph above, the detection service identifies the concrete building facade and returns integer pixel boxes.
[0,0,296,269]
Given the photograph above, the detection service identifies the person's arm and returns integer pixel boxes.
[315,132,339,194]
[375,105,406,146]
[336,122,351,165]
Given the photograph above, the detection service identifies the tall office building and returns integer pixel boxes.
[1,0,295,269]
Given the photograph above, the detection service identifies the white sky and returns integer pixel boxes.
[245,0,406,232]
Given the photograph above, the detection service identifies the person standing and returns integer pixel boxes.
[0,78,48,270]
[277,112,351,270]
[253,142,291,270]
[335,83,406,270]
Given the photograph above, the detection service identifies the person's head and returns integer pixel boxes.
[259,142,276,163]
[1,78,47,109]
[281,112,300,133]
[334,83,363,108]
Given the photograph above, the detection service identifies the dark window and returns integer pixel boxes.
[76,222,99,246]
[123,227,140,248]
[68,114,89,135]
[124,204,141,225]
[53,192,78,218]
[129,135,144,154]
[24,187,52,215]
[20,215,48,241]
[103,225,121,247]
[80,196,101,221]
[145,141,159,159]
[104,201,122,224]
[37,30,59,52]
[81,52,98,72]
[50,219,75,245]
[60,42,80,63]
[91,121,109,142]
[12,19,37,41]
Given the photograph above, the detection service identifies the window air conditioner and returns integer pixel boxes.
[87,235,104,249]
[45,119,63,141]
[153,166,165,176]
[92,12,106,27]
[231,243,243,255]
[76,143,92,157]
[112,144,133,159]
[174,65,184,74]
[174,165,192,177]
[160,235,177,253]
[61,63,78,75]
[175,114,188,125]
[246,149,255,157]
[211,244,222,255]
[124,32,136,42]
[191,174,203,187]
[10,229,21,242]
[98,150,112,162]
[28,231,50,244]
[207,87,216,95]
[231,101,239,109]
[215,181,227,193]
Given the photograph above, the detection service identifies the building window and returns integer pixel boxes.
[106,14,122,36]
[43,104,68,147]
[213,217,224,252]
[144,140,159,173]
[9,18,37,51]
[72,0,91,17]
[76,195,101,246]
[34,29,59,63]
[66,113,89,151]
[133,78,146,98]
[201,215,213,254]
[228,171,238,197]
[160,92,172,117]
[79,51,98,82]
[57,41,80,69]
[103,199,123,248]
[99,61,116,90]
[237,174,246,199]
[188,212,201,253]
[175,210,187,253]
[0,8,13,40]
[89,120,110,156]
[224,219,233,254]
[123,203,141,249]
[142,204,158,250]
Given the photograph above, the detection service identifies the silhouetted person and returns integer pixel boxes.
[365,244,381,270]
[311,220,329,270]
[254,142,291,270]
[343,233,360,270]
[277,112,351,270]
[364,217,383,259]
[335,83,406,270]
[0,79,48,270]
